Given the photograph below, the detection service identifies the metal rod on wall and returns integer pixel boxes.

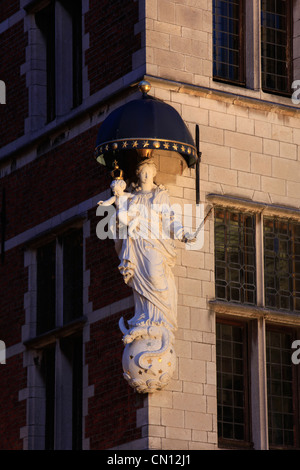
[1,188,6,264]
[195,124,201,205]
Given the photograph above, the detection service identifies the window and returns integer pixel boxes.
[266,327,300,448]
[212,0,294,97]
[213,201,300,449]
[216,319,251,448]
[36,229,83,334]
[213,0,245,85]
[215,209,300,313]
[40,336,83,450]
[35,2,56,123]
[27,227,84,450]
[264,218,300,313]
[214,208,256,305]
[34,0,82,124]
[261,0,293,96]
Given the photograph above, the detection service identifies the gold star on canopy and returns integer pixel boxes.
[173,143,178,151]
[143,141,149,147]
[122,141,128,148]
[132,141,138,148]
[163,142,170,149]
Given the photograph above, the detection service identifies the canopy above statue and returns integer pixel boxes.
[95,81,198,170]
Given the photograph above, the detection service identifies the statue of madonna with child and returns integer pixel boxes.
[98,157,195,393]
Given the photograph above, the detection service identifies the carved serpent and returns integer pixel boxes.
[119,317,174,376]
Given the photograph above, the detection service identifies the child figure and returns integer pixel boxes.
[98,179,138,237]
[97,178,128,207]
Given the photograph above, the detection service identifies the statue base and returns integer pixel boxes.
[119,319,176,393]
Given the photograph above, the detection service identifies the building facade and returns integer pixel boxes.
[0,0,300,450]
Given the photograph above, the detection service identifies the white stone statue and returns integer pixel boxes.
[107,158,195,393]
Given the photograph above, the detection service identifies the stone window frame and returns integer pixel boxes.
[261,0,293,96]
[209,193,300,450]
[22,216,88,450]
[213,0,300,96]
[216,317,253,449]
[212,0,246,87]
[21,0,89,133]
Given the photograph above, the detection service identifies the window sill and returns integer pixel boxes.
[209,300,300,326]
[207,193,300,221]
[218,438,254,450]
[24,316,87,350]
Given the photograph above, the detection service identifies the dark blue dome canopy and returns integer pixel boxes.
[95,83,197,168]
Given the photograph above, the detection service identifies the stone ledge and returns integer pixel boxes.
[209,300,300,326]
[206,193,300,220]
[145,74,300,117]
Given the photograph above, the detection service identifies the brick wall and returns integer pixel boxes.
[0,21,28,148]
[0,126,109,240]
[0,247,28,348]
[0,0,20,23]
[85,309,145,449]
[85,0,142,96]
[0,353,26,450]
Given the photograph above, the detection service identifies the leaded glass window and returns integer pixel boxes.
[215,209,256,305]
[266,328,299,448]
[261,0,292,95]
[264,218,300,313]
[216,320,251,446]
[213,0,245,85]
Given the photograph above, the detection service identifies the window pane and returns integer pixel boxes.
[35,2,56,122]
[261,0,292,95]
[60,335,83,450]
[264,218,300,313]
[216,321,249,444]
[213,0,245,84]
[266,329,296,448]
[60,0,83,108]
[63,229,83,324]
[41,346,56,450]
[215,209,256,304]
[37,241,56,335]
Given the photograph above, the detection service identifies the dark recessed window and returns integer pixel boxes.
[34,227,84,450]
[61,0,83,109]
[35,3,56,123]
[261,0,293,96]
[63,229,83,325]
[41,336,83,450]
[264,218,300,313]
[36,240,56,335]
[213,0,245,85]
[35,0,82,123]
[266,327,300,449]
[216,319,251,447]
[36,228,83,335]
[215,209,256,305]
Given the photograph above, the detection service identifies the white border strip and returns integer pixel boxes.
[1,189,110,254]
